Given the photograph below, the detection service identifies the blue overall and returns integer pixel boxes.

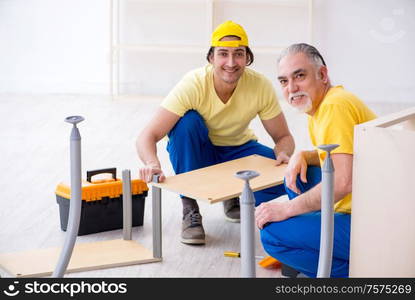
[166,110,287,204]
[260,166,351,277]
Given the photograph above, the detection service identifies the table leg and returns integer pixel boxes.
[122,169,132,240]
[317,144,338,278]
[236,170,259,278]
[53,116,84,278]
[152,175,162,259]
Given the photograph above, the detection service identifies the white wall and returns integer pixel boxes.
[0,0,414,104]
[0,0,109,94]
[313,0,415,103]
[116,0,311,97]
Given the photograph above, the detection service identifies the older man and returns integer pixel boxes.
[136,21,294,245]
[255,43,377,277]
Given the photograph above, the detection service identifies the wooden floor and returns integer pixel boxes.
[0,94,411,278]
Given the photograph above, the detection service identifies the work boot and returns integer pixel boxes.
[181,209,205,245]
[223,197,240,223]
[281,263,300,278]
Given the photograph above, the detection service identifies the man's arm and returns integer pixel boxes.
[255,153,353,228]
[136,107,181,182]
[287,153,353,215]
[261,113,295,165]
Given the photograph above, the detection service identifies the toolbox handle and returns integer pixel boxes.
[86,168,117,183]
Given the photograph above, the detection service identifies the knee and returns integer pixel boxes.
[176,110,203,129]
[283,177,299,200]
[306,166,321,182]
[169,110,206,137]
[283,165,322,199]
[260,225,285,256]
[260,224,304,268]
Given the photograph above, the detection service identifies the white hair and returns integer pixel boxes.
[278,43,326,69]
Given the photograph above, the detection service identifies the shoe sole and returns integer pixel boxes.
[180,238,206,245]
[224,216,240,223]
[280,273,308,278]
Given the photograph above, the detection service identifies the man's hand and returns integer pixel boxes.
[255,201,291,229]
[284,151,308,194]
[275,151,290,166]
[139,163,166,183]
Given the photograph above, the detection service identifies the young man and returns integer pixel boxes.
[136,21,294,245]
[255,43,377,277]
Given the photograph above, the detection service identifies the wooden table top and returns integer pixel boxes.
[152,154,286,204]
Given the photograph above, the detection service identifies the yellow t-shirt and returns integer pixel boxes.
[161,64,281,146]
[308,85,377,213]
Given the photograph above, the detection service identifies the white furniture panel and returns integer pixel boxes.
[350,107,415,277]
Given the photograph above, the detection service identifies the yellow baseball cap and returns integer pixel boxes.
[211,20,249,47]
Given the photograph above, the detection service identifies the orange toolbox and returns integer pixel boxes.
[55,168,148,236]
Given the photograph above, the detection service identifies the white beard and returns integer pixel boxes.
[289,92,313,113]
[294,97,312,113]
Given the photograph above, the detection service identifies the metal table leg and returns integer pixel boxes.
[152,175,162,259]
[235,170,259,278]
[122,169,132,240]
[317,144,339,278]
[52,116,84,278]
